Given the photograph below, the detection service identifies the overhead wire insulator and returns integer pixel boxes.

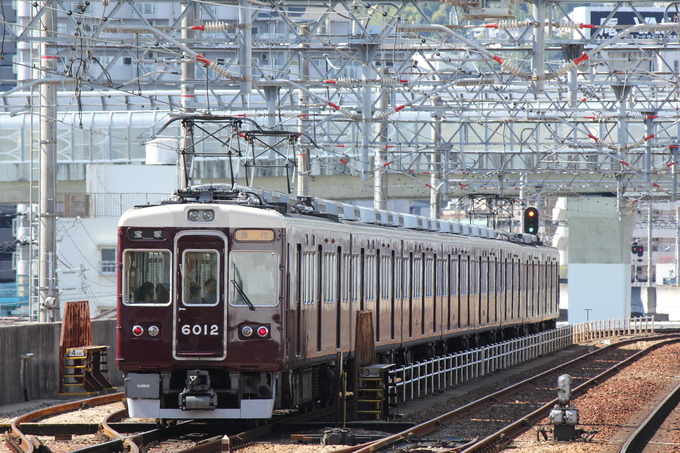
[231,111,306,119]
[336,77,360,84]
[373,105,406,121]
[282,111,309,118]
[549,53,589,79]
[230,111,264,118]
[192,22,233,31]
[489,19,533,30]
[327,102,359,121]
[339,158,358,172]
[585,113,616,121]
[555,20,595,31]
[550,61,578,79]
[381,77,409,86]
[195,54,237,80]
[500,59,531,78]
[491,55,530,78]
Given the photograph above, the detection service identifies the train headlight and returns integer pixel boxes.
[241,325,253,337]
[202,210,215,221]
[188,210,201,221]
[132,325,144,336]
[257,326,269,337]
[148,325,160,337]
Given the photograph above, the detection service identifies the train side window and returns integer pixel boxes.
[413,255,422,298]
[437,257,447,297]
[324,251,337,303]
[366,253,376,301]
[351,254,361,303]
[402,256,410,300]
[229,250,279,307]
[425,256,433,298]
[182,250,219,305]
[342,253,351,302]
[123,250,171,305]
[381,254,392,300]
[394,256,402,300]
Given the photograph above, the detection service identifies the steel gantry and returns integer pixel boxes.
[0,0,678,200]
[2,0,679,320]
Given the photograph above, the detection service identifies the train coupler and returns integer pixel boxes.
[179,369,218,410]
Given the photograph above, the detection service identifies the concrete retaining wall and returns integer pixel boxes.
[0,319,121,407]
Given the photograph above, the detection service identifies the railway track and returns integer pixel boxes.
[619,380,680,453]
[319,336,680,453]
[4,393,124,453]
[5,334,678,453]
[2,392,341,453]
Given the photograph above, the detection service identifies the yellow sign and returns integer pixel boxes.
[234,229,275,242]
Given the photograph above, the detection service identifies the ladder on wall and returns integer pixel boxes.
[61,345,115,395]
[356,364,393,420]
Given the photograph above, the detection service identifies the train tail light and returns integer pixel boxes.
[257,326,269,337]
[132,325,144,336]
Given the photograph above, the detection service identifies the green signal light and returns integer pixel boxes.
[523,207,539,234]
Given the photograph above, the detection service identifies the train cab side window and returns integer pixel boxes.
[183,251,219,305]
[229,251,279,307]
[123,250,171,305]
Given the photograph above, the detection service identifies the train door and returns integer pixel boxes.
[173,232,227,360]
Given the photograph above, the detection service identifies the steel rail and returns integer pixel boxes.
[336,335,679,453]
[619,380,680,453]
[168,405,341,453]
[7,392,123,453]
[70,410,196,453]
[459,338,680,453]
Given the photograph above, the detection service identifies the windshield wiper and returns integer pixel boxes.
[231,279,256,311]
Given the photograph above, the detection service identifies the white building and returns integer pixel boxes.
[54,163,177,315]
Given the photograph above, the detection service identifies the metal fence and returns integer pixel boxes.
[387,317,656,408]
[572,316,655,343]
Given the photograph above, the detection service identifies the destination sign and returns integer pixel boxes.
[127,228,168,240]
[234,229,275,242]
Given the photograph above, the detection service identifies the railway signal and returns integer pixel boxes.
[632,243,644,257]
[523,207,539,234]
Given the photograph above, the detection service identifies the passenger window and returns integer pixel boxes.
[230,251,279,307]
[183,250,219,305]
[123,250,171,305]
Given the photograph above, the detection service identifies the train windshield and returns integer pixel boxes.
[123,250,172,305]
[182,250,219,305]
[229,251,279,307]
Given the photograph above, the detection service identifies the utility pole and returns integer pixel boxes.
[374,67,389,211]
[38,0,58,321]
[179,1,196,190]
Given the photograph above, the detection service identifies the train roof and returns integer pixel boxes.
[120,184,545,247]
[118,196,287,229]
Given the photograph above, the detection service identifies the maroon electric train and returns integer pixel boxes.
[117,186,559,420]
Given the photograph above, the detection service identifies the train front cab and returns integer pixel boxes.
[118,206,286,420]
